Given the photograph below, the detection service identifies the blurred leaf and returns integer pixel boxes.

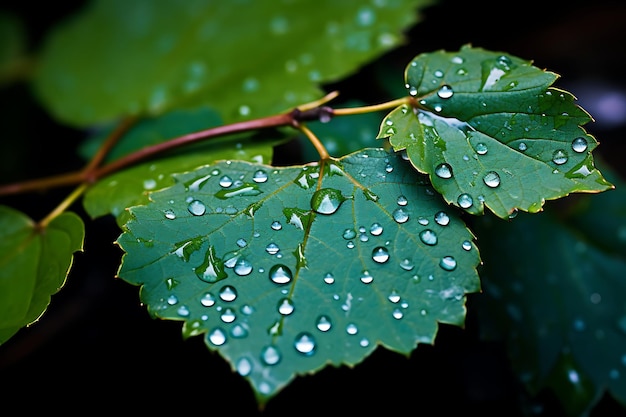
[0,206,84,344]
[378,45,613,219]
[0,12,27,86]
[33,0,432,127]
[116,148,480,404]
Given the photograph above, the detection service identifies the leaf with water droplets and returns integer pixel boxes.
[0,206,84,344]
[33,0,431,127]
[377,44,614,219]
[473,170,626,415]
[116,148,480,405]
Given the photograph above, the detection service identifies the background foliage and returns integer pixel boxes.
[1,0,625,415]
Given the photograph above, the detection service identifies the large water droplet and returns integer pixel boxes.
[435,163,453,179]
[419,229,438,246]
[187,200,206,216]
[219,175,233,188]
[439,256,457,271]
[310,188,345,214]
[483,171,501,188]
[220,308,236,323]
[388,291,401,303]
[437,84,454,99]
[294,332,316,356]
[316,315,332,332]
[208,328,226,346]
[392,208,409,223]
[219,285,237,302]
[323,272,335,284]
[200,292,216,307]
[372,247,390,263]
[261,345,281,366]
[572,137,588,153]
[234,258,253,276]
[278,298,295,315]
[269,264,293,284]
[552,149,568,165]
[434,211,450,226]
[457,193,473,209]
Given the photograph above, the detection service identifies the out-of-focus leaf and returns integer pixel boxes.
[472,170,626,415]
[33,0,432,127]
[0,12,26,86]
[378,45,613,219]
[116,148,480,404]
[0,206,84,344]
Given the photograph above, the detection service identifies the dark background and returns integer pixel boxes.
[1,0,625,415]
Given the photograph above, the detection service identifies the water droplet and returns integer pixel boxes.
[457,193,473,209]
[177,305,190,317]
[552,149,568,165]
[208,328,226,346]
[439,256,457,271]
[346,241,355,249]
[220,308,236,323]
[385,163,394,173]
[200,292,216,307]
[435,211,450,226]
[271,220,282,230]
[253,170,268,183]
[388,291,401,303]
[236,238,247,248]
[360,270,373,284]
[167,295,178,305]
[236,357,252,376]
[269,264,293,284]
[265,242,280,255]
[278,298,295,315]
[572,137,588,153]
[187,199,206,216]
[219,175,233,187]
[370,223,383,236]
[483,171,501,188]
[316,315,332,332]
[261,345,281,366]
[435,163,453,179]
[419,229,438,246]
[462,240,472,251]
[400,258,414,271]
[164,209,176,219]
[294,332,316,355]
[437,84,454,99]
[392,208,409,223]
[310,188,345,215]
[342,228,356,239]
[233,258,253,276]
[323,272,334,284]
[396,195,408,206]
[346,323,358,335]
[392,308,403,319]
[219,285,237,302]
[372,247,390,263]
[475,143,488,155]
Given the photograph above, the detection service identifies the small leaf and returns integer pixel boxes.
[0,206,84,344]
[116,148,481,404]
[378,45,613,219]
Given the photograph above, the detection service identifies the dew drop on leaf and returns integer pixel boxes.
[233,258,253,276]
[200,292,216,307]
[457,193,474,209]
[552,149,568,165]
[265,242,280,255]
[399,258,414,271]
[462,240,472,251]
[323,272,334,284]
[167,295,178,305]
[208,328,227,346]
[316,315,332,332]
[572,137,588,153]
[219,175,233,187]
[346,323,358,335]
[219,285,237,302]
[294,332,316,356]
[360,270,373,284]
[396,195,408,206]
[435,163,453,179]
[253,169,269,183]
[270,220,282,230]
[435,211,450,226]
[187,199,206,216]
[372,247,390,263]
[164,209,176,219]
[269,264,293,284]
[261,345,281,366]
[342,228,357,239]
[236,357,252,376]
[220,308,236,323]
[419,229,438,246]
[310,188,345,215]
[475,143,488,155]
[392,208,409,223]
[392,308,403,319]
[437,84,454,99]
[278,298,295,315]
[439,256,457,271]
[483,171,501,188]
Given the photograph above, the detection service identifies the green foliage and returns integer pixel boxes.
[0,0,623,415]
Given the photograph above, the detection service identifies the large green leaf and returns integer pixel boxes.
[0,207,84,344]
[473,172,626,416]
[377,45,613,219]
[33,0,432,127]
[116,148,481,404]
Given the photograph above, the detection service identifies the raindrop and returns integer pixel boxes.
[418,217,429,226]
[518,142,527,151]
[219,285,237,302]
[483,171,501,188]
[370,223,383,236]
[265,242,280,255]
[310,188,345,215]
[360,338,370,347]
[392,208,409,223]
[462,240,472,251]
[346,241,355,249]
[269,264,293,284]
[435,163,453,179]
[164,209,176,220]
[208,328,226,346]
[271,221,282,230]
[177,305,190,317]
[359,232,369,242]
[323,272,335,284]
[385,163,394,173]
[435,212,450,227]
[439,256,457,271]
[457,193,473,209]
[372,247,390,263]
[220,308,236,323]
[552,149,568,165]
[294,332,316,355]
[278,298,295,315]
[167,295,178,305]
[396,195,408,206]
[253,170,269,183]
[200,292,216,307]
[236,357,252,376]
[360,270,373,284]
[475,143,488,155]
[392,308,403,319]
[342,228,357,239]
[388,291,401,303]
[236,238,247,248]
[400,258,414,271]
[419,229,438,246]
[234,259,253,276]
[572,137,588,153]
[219,175,233,187]
[261,346,281,366]
[316,315,332,332]
[187,200,206,216]
[437,84,454,99]
[346,323,358,335]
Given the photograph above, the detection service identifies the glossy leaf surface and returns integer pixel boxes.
[0,207,84,344]
[378,45,613,218]
[117,148,481,403]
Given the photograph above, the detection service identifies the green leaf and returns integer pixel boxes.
[116,148,481,404]
[33,0,432,127]
[473,187,626,415]
[377,45,613,219]
[82,108,280,224]
[0,207,84,344]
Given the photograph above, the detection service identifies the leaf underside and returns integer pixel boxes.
[117,148,481,403]
[378,45,613,219]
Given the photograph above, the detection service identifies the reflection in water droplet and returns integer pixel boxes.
[164,209,176,219]
[261,345,281,365]
[435,211,450,226]
[187,200,206,216]
[392,308,403,319]
[265,242,280,255]
[435,163,453,179]
[393,208,409,223]
[419,229,438,246]
[278,298,295,315]
[236,357,252,376]
[388,291,401,303]
[372,247,390,263]
[269,264,293,284]
[316,315,332,332]
[253,170,268,183]
[462,240,472,251]
[220,308,236,323]
[342,228,356,239]
[219,285,237,302]
[271,221,282,230]
[346,323,358,335]
[200,292,216,307]
[572,137,588,153]
[310,188,345,214]
[437,84,454,99]
[439,256,457,271]
[167,295,178,305]
[483,171,501,188]
[475,143,488,155]
[360,270,373,284]
[396,195,408,206]
[219,176,233,187]
[370,223,383,236]
[208,328,226,346]
[457,193,473,209]
[552,149,568,165]
[323,272,335,284]
[234,258,253,276]
[294,332,316,355]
